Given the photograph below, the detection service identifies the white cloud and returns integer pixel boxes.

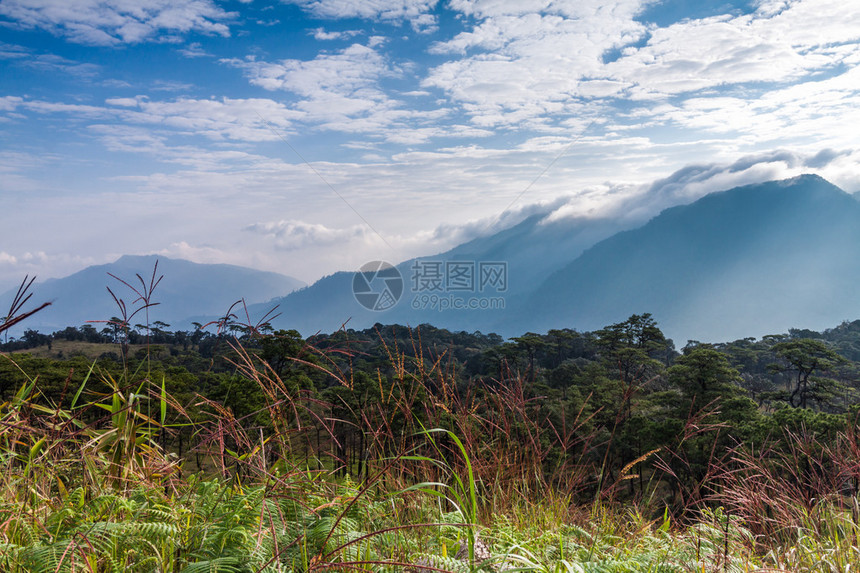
[0,0,235,45]
[156,242,236,265]
[424,1,649,127]
[285,0,439,32]
[223,43,394,97]
[0,96,23,111]
[3,95,304,144]
[0,250,98,285]
[0,149,65,193]
[0,44,101,77]
[421,0,860,138]
[88,124,279,170]
[310,27,360,41]
[221,44,457,139]
[605,1,860,100]
[242,205,576,269]
[104,97,138,107]
[15,99,108,117]
[114,96,304,141]
[151,80,196,91]
[639,65,860,149]
[0,41,29,59]
[27,53,100,76]
[244,220,378,251]
[411,193,579,245]
[177,42,210,58]
[101,78,133,88]
[240,145,859,269]
[562,148,860,223]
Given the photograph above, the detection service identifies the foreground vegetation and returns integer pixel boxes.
[4,271,860,571]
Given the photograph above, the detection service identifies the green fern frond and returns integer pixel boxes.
[130,519,180,541]
[3,514,39,547]
[410,552,471,573]
[179,556,249,573]
[17,541,79,573]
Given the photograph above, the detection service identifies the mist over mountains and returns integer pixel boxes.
[518,174,860,342]
[242,210,635,335]
[7,175,860,344]
[251,174,860,342]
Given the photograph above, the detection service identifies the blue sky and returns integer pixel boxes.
[2,0,859,289]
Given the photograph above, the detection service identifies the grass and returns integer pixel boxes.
[5,272,857,571]
[10,339,151,360]
[3,323,860,572]
[9,339,203,362]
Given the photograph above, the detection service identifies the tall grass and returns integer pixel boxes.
[4,273,860,570]
[1,274,51,342]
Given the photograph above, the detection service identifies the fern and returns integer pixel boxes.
[16,541,79,573]
[179,556,249,573]
[2,514,39,547]
[410,553,472,573]
[0,543,23,571]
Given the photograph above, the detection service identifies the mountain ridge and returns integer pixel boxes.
[516,174,860,342]
[9,174,860,344]
[254,174,860,342]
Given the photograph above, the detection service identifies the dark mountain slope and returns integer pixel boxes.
[518,175,860,342]
[253,214,630,334]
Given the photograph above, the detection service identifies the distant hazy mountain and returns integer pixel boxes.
[249,214,631,334]
[518,174,860,342]
[258,174,860,343]
[437,213,631,295]
[2,255,305,334]
[21,175,857,344]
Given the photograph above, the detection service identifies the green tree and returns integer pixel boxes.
[259,329,311,382]
[667,345,760,439]
[669,346,743,407]
[511,332,546,380]
[595,313,671,385]
[770,339,846,409]
[22,329,50,349]
[591,315,673,497]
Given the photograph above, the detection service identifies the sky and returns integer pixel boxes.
[2,0,860,290]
